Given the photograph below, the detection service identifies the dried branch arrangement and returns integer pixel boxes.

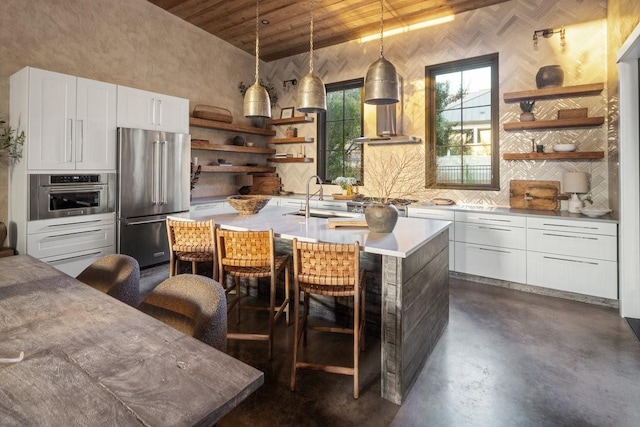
[365,146,424,204]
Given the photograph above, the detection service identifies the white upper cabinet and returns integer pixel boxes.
[116,86,189,134]
[21,68,116,171]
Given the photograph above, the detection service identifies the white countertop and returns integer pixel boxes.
[190,206,450,258]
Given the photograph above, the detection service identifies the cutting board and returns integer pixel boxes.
[327,219,368,228]
[509,180,560,210]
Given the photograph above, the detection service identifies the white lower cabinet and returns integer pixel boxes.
[454,211,526,282]
[407,207,454,270]
[190,201,235,216]
[526,217,618,299]
[27,213,116,277]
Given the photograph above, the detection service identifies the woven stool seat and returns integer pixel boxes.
[167,218,215,278]
[290,239,366,399]
[216,228,290,359]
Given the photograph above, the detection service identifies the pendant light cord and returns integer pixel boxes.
[379,0,384,58]
[255,0,260,82]
[309,0,315,73]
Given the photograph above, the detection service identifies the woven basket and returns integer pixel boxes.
[227,195,271,215]
[193,105,233,123]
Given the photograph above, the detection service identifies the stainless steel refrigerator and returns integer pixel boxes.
[117,127,190,268]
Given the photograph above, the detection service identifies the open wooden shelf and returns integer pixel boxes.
[191,140,275,154]
[503,83,604,103]
[267,157,314,163]
[503,151,605,160]
[266,116,314,126]
[267,136,314,144]
[199,165,276,173]
[503,116,604,131]
[189,117,276,136]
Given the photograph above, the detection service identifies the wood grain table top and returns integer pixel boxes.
[0,255,263,426]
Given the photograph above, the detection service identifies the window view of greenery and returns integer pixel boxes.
[318,80,363,183]
[426,54,498,190]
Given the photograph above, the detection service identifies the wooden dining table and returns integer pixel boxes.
[0,255,263,426]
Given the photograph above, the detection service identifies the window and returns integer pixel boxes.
[425,53,499,190]
[317,78,364,183]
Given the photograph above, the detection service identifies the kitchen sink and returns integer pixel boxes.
[286,209,361,219]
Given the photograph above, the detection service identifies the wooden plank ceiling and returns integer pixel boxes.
[148,0,510,62]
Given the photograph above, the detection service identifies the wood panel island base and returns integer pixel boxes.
[191,206,451,404]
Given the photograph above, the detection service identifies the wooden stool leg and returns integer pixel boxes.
[353,292,360,399]
[268,275,276,360]
[291,280,301,391]
[303,291,309,347]
[284,264,290,325]
[192,261,197,274]
[235,276,241,324]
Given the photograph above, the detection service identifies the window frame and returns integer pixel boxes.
[317,78,364,184]
[425,53,500,190]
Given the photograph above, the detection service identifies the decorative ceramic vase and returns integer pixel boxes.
[520,112,535,122]
[365,203,399,233]
[535,65,564,89]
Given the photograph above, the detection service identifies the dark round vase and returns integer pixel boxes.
[365,203,399,233]
[536,65,564,89]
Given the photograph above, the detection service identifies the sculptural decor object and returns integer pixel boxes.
[536,65,564,89]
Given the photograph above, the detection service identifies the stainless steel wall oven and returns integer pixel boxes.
[29,173,115,221]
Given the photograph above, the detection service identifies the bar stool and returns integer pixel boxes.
[290,238,366,399]
[216,228,290,359]
[166,218,216,278]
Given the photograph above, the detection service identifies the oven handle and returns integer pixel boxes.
[44,186,106,193]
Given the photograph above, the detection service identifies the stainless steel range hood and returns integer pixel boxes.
[354,104,421,145]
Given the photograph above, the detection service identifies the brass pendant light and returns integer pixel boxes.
[364,0,400,105]
[296,0,327,113]
[244,0,271,118]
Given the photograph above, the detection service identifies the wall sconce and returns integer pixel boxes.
[533,26,565,50]
[283,79,298,89]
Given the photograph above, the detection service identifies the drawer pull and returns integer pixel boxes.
[478,247,512,254]
[41,229,103,242]
[543,255,599,266]
[542,232,598,241]
[48,251,102,264]
[477,226,512,232]
[44,219,103,228]
[541,223,598,231]
[473,217,512,223]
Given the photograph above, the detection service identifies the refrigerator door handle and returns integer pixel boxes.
[161,140,168,204]
[152,140,160,205]
[150,98,156,125]
[124,218,165,226]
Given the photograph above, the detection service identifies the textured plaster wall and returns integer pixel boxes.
[0,0,257,224]
[265,0,610,208]
[606,0,640,217]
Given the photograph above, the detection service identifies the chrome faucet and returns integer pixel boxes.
[305,175,324,219]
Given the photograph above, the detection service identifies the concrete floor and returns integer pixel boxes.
[140,267,640,426]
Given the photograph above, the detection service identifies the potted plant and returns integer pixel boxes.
[332,176,357,195]
[519,100,535,122]
[0,118,25,163]
[364,147,423,233]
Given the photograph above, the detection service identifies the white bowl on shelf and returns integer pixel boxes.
[580,208,611,218]
[553,143,576,152]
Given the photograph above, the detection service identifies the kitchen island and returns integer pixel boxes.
[191,205,450,404]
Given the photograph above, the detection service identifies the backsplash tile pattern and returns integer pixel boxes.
[265,0,608,208]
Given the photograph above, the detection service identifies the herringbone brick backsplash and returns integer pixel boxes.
[265,0,608,208]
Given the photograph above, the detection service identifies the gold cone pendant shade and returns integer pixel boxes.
[364,0,400,105]
[244,0,271,118]
[296,0,326,113]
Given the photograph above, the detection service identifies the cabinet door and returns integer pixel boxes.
[76,78,117,170]
[28,68,76,170]
[117,86,155,131]
[156,94,189,134]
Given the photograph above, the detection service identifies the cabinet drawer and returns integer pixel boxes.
[408,208,455,241]
[28,213,115,234]
[281,199,305,209]
[455,211,526,227]
[527,228,617,261]
[190,201,233,216]
[455,242,526,283]
[28,224,115,259]
[527,252,617,299]
[455,221,526,250]
[527,217,617,236]
[42,246,115,277]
